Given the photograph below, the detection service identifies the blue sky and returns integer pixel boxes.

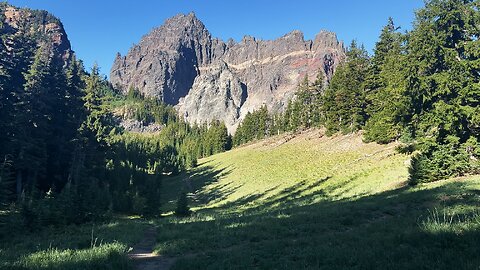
[8,0,424,77]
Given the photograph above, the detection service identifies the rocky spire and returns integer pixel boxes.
[110,13,346,133]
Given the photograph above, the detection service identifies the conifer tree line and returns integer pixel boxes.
[0,4,231,231]
[1,0,479,232]
[234,0,480,184]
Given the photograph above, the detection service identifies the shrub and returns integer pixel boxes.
[408,139,476,185]
[408,152,432,185]
[175,192,191,217]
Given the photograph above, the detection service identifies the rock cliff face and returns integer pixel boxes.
[1,3,72,63]
[177,62,247,129]
[111,13,345,133]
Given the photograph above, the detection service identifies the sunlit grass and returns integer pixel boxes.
[170,130,410,212]
[156,130,480,270]
[420,208,480,234]
[0,218,149,270]
[15,243,131,270]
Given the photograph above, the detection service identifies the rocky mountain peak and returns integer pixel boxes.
[168,12,202,27]
[156,12,207,38]
[110,13,346,133]
[313,30,343,50]
[283,30,305,41]
[241,35,256,43]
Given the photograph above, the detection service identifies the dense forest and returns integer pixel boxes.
[0,2,231,233]
[234,0,480,185]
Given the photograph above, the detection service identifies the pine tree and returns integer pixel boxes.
[323,41,370,134]
[286,99,301,131]
[175,191,191,217]
[0,30,36,196]
[143,175,162,217]
[65,57,87,187]
[233,105,272,146]
[296,75,313,129]
[0,33,13,168]
[14,44,53,197]
[310,71,325,127]
[405,0,480,182]
[364,18,410,143]
[43,54,83,191]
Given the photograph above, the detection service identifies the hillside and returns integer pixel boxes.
[110,13,345,133]
[156,130,480,269]
[164,129,409,210]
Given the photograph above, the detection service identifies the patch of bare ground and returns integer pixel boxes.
[129,226,175,270]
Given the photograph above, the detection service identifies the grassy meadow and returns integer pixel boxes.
[0,218,149,270]
[157,130,480,269]
[2,129,479,269]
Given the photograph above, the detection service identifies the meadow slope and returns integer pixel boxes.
[158,129,480,269]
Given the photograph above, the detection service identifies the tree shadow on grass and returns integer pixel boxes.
[211,176,331,213]
[161,165,235,211]
[189,166,236,206]
[214,185,281,211]
[156,180,480,270]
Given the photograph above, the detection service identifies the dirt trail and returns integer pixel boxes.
[129,226,176,270]
[129,225,256,269]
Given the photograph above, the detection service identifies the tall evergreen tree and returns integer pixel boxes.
[0,33,12,163]
[405,0,480,183]
[14,44,53,197]
[323,41,370,134]
[364,18,410,143]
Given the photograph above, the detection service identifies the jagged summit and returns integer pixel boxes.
[282,30,305,40]
[110,13,346,133]
[153,12,207,38]
[167,12,203,26]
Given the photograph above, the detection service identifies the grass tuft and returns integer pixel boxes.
[15,243,131,270]
[0,218,148,270]
[420,208,480,234]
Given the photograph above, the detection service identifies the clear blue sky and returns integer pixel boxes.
[8,0,424,77]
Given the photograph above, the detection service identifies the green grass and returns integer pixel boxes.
[13,243,130,270]
[161,130,408,212]
[0,217,149,270]
[5,130,479,269]
[156,130,480,269]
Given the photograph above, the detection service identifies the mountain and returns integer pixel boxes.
[110,13,345,133]
[0,3,72,63]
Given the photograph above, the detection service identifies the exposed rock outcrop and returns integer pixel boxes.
[111,13,345,133]
[111,13,215,104]
[117,118,164,134]
[177,62,247,129]
[1,3,72,63]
